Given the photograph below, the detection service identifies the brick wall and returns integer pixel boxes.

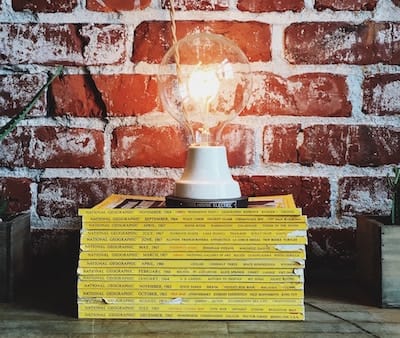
[1,0,400,273]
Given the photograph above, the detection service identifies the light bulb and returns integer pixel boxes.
[158,32,252,146]
[157,32,252,204]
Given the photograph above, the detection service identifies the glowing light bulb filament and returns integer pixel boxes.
[188,68,220,102]
[187,68,220,145]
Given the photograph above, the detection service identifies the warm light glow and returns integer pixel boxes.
[187,67,220,103]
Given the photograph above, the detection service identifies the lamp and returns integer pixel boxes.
[158,32,252,207]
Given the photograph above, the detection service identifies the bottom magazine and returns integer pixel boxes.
[78,311,304,320]
[78,305,304,320]
[78,301,304,320]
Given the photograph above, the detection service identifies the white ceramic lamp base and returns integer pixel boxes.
[174,145,241,199]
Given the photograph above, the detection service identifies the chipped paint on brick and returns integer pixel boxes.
[0,73,47,117]
[372,81,400,113]
[80,25,126,65]
[221,125,255,167]
[339,177,391,215]
[0,24,126,66]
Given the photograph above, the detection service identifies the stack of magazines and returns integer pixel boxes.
[77,194,307,320]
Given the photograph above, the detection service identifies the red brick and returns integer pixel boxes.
[0,127,31,167]
[87,0,150,11]
[32,127,105,168]
[0,24,126,66]
[289,73,352,116]
[285,21,400,65]
[0,73,47,118]
[92,74,158,116]
[221,125,255,167]
[0,177,31,214]
[133,21,271,64]
[244,73,291,116]
[315,0,377,11]
[263,124,300,163]
[237,176,331,217]
[52,74,158,117]
[12,0,77,12]
[111,126,187,168]
[51,75,102,117]
[299,125,400,166]
[245,72,351,117]
[350,126,400,166]
[299,125,348,166]
[37,178,174,217]
[0,127,104,168]
[37,179,109,218]
[363,74,400,116]
[237,0,304,12]
[339,177,391,215]
[162,0,229,10]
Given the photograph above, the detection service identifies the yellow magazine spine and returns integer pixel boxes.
[78,303,304,314]
[77,267,304,276]
[78,309,304,320]
[79,231,307,245]
[79,237,307,245]
[77,280,303,291]
[77,259,305,269]
[77,288,304,299]
[80,229,307,237]
[80,214,303,223]
[78,297,304,306]
[79,250,306,260]
[81,218,308,230]
[78,207,302,219]
[78,273,304,283]
[80,243,305,252]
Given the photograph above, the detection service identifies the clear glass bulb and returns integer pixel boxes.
[158,32,252,146]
